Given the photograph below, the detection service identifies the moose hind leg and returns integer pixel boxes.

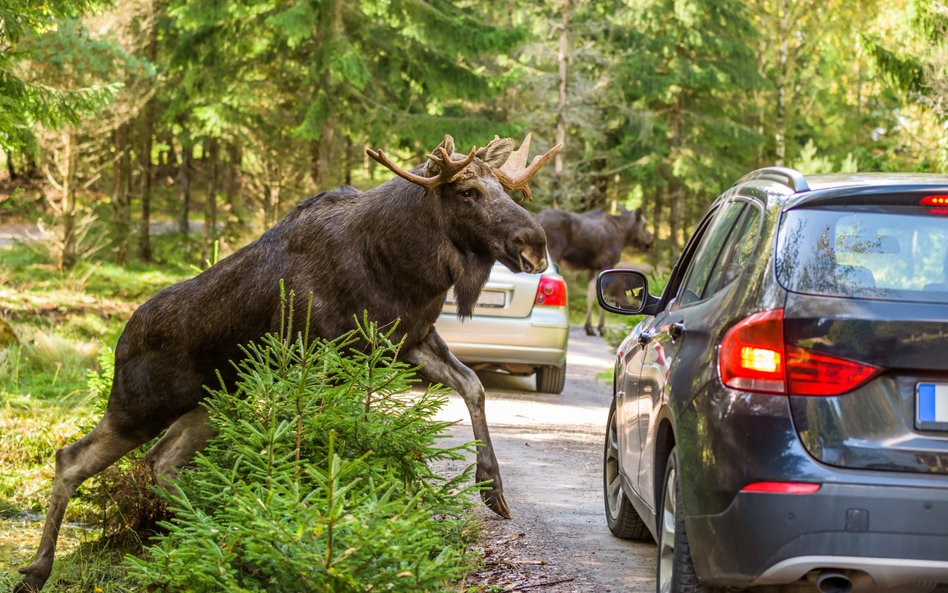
[405,328,511,519]
[15,413,154,593]
[145,407,216,488]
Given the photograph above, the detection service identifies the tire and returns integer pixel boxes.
[536,364,566,393]
[603,400,652,541]
[656,447,708,593]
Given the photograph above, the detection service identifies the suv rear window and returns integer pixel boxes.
[776,206,948,303]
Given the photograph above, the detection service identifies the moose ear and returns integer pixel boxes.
[424,134,456,176]
[476,136,515,169]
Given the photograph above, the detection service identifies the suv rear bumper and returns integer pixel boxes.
[688,482,948,588]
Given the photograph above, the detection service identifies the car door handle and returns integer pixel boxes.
[638,330,657,345]
[669,321,685,341]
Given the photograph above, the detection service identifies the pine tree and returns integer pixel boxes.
[160,0,527,217]
[0,0,114,152]
[863,0,948,170]
[613,0,766,252]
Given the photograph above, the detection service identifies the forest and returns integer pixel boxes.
[1,0,946,270]
[0,1,946,591]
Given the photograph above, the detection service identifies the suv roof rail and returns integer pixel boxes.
[735,167,810,193]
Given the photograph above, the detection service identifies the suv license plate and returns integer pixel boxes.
[916,383,948,431]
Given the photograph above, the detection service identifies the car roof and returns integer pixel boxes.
[731,168,948,210]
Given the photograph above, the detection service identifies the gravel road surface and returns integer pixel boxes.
[434,326,656,592]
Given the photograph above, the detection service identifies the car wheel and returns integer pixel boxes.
[536,364,566,393]
[603,400,651,541]
[656,447,707,593]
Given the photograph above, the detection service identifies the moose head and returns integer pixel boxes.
[617,206,655,251]
[367,134,560,277]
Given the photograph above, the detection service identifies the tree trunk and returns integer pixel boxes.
[59,131,79,273]
[553,0,570,209]
[668,96,684,252]
[317,121,335,190]
[178,140,191,238]
[309,139,321,188]
[138,107,154,262]
[6,152,16,180]
[138,24,158,262]
[204,138,219,262]
[593,155,608,209]
[225,142,242,239]
[310,0,343,190]
[649,192,663,269]
[344,136,352,187]
[775,0,788,166]
[111,123,131,265]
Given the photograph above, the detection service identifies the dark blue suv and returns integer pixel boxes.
[597,168,948,593]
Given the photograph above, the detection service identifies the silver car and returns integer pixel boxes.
[436,261,570,393]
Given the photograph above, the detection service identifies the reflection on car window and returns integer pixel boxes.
[703,205,761,299]
[776,206,948,303]
[677,202,747,307]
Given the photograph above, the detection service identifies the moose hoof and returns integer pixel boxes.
[15,562,52,593]
[482,489,512,519]
[584,326,596,336]
[14,575,44,593]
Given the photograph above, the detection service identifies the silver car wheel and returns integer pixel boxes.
[605,411,623,517]
[658,466,676,593]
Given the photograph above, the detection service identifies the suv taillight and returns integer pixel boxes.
[535,276,567,307]
[719,310,786,393]
[719,309,880,396]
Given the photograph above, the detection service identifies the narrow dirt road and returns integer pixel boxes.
[434,327,656,592]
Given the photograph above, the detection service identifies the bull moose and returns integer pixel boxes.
[536,207,654,336]
[15,133,561,593]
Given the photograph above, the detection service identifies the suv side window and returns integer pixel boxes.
[677,201,748,307]
[702,203,762,298]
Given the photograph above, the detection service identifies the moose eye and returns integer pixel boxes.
[460,188,478,200]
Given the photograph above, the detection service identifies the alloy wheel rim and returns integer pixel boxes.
[658,467,676,593]
[605,411,623,518]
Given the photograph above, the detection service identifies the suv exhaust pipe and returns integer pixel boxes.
[816,571,854,593]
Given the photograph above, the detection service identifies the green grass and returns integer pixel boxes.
[0,244,191,401]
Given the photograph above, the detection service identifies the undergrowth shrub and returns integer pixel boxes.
[125,309,478,593]
[83,348,167,548]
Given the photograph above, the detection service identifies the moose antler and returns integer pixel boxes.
[493,133,563,201]
[366,138,478,189]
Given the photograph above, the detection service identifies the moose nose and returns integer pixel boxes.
[510,227,548,274]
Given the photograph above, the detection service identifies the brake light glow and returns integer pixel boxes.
[742,482,821,494]
[719,309,881,396]
[921,195,948,206]
[742,346,781,373]
[535,276,567,307]
[719,310,786,394]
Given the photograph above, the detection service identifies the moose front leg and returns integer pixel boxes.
[405,328,511,519]
[585,270,601,336]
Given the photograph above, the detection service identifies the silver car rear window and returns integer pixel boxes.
[775,206,948,303]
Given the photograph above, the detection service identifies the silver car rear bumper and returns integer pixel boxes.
[436,307,568,368]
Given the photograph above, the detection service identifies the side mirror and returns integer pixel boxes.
[597,269,650,315]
